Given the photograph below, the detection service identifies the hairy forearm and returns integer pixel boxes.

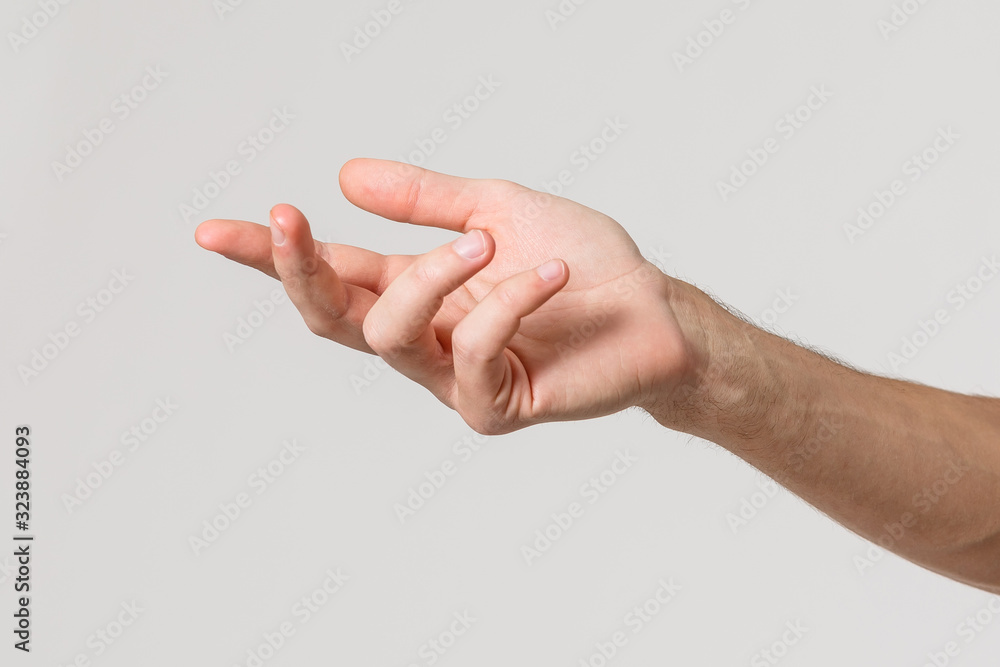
[645,277,1000,593]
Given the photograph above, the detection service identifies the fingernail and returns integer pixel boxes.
[453,230,486,259]
[270,216,285,246]
[537,259,564,281]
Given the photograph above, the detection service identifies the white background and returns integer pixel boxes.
[3,0,1000,665]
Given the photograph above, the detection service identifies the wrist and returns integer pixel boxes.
[642,278,805,455]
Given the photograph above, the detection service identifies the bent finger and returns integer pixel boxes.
[451,259,570,426]
[270,204,375,352]
[363,229,496,386]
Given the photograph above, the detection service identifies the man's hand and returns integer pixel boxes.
[195,158,693,434]
[197,157,1000,593]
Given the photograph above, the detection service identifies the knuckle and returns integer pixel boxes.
[411,302,436,331]
[300,254,322,276]
[411,260,441,287]
[402,172,425,219]
[455,388,516,437]
[462,411,504,437]
[494,283,520,309]
[305,318,331,338]
[362,317,387,352]
[363,317,406,360]
[325,303,347,321]
[450,327,481,364]
[480,414,516,437]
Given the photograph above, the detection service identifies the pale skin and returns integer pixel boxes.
[195,158,1000,594]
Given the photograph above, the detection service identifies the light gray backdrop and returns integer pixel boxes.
[3,0,1000,665]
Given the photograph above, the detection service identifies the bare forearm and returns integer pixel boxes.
[645,278,1000,593]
